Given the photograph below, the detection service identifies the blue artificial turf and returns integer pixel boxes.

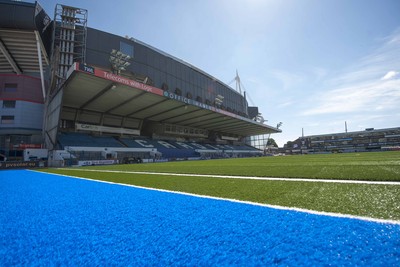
[0,170,399,266]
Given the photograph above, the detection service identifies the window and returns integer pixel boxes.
[4,83,17,92]
[2,100,16,108]
[120,42,134,58]
[1,115,14,124]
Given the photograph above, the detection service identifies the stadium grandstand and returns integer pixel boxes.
[283,127,400,154]
[0,1,281,167]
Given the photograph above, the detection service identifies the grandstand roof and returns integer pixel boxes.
[61,63,281,137]
[0,1,50,74]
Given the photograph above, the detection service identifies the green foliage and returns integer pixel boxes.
[266,137,278,147]
[40,151,400,221]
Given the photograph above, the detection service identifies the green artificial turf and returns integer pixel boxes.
[82,151,400,181]
[39,152,400,221]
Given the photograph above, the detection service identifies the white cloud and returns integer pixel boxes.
[311,67,328,82]
[278,101,294,108]
[302,79,400,115]
[270,70,304,91]
[381,70,399,80]
[326,29,400,88]
[302,28,400,117]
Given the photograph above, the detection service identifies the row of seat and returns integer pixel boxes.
[58,132,261,159]
[58,132,124,148]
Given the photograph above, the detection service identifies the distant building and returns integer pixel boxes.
[283,127,400,154]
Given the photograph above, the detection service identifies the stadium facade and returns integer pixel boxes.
[283,127,400,154]
[0,1,281,166]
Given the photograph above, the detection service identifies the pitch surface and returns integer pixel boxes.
[1,170,399,265]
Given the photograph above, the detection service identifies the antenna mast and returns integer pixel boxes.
[235,70,242,94]
[228,69,243,95]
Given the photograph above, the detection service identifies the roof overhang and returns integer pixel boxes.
[61,63,282,137]
[0,29,49,73]
[0,1,51,74]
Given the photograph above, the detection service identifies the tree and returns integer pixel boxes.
[267,138,278,147]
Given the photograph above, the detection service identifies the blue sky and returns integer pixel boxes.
[39,0,400,146]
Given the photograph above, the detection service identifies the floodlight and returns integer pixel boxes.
[109,49,131,74]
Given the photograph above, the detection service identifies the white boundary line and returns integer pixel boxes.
[55,168,400,185]
[30,170,400,225]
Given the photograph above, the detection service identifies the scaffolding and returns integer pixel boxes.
[51,4,87,90]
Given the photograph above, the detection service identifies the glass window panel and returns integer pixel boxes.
[153,69,161,88]
[2,100,16,108]
[176,63,181,80]
[191,69,196,86]
[166,59,172,74]
[120,41,134,57]
[1,115,14,124]
[4,83,18,92]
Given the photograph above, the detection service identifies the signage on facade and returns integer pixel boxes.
[76,123,140,135]
[78,159,118,166]
[0,161,45,169]
[14,144,43,149]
